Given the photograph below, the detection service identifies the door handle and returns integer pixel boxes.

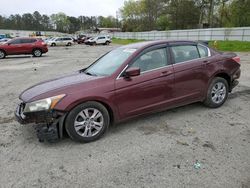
[161,70,173,76]
[203,60,211,64]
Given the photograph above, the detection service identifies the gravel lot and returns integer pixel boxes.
[0,44,250,188]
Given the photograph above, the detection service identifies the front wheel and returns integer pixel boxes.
[0,50,6,59]
[204,77,229,108]
[65,101,110,143]
[67,42,72,46]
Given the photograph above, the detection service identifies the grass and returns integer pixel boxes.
[112,38,145,45]
[209,41,250,52]
[112,38,250,52]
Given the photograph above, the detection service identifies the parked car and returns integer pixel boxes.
[46,37,74,46]
[0,38,11,44]
[15,40,241,143]
[77,36,89,44]
[0,37,48,59]
[85,35,111,45]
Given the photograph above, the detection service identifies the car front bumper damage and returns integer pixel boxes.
[15,102,66,143]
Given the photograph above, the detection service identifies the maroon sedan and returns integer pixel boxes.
[0,37,48,59]
[15,40,241,143]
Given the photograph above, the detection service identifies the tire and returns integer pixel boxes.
[0,50,6,59]
[105,41,110,45]
[65,101,110,143]
[67,42,72,46]
[204,77,229,108]
[51,43,56,47]
[32,49,42,57]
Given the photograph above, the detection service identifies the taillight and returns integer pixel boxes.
[232,56,240,64]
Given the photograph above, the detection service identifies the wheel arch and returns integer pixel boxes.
[0,48,7,55]
[207,71,231,91]
[59,99,116,138]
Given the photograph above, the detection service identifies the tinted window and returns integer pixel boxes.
[131,48,168,72]
[171,45,200,63]
[55,38,61,41]
[21,39,36,43]
[10,39,21,44]
[98,37,105,39]
[64,38,71,40]
[198,45,209,58]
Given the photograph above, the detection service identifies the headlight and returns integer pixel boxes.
[23,94,65,113]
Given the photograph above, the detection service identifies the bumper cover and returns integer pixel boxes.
[15,103,66,142]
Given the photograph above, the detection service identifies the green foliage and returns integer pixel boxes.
[0,11,119,33]
[112,38,145,45]
[113,39,250,52]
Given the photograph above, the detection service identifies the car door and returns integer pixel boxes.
[170,43,207,103]
[115,46,174,120]
[20,38,36,53]
[97,37,104,44]
[6,39,23,55]
[55,38,62,46]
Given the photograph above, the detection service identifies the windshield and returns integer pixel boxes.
[85,48,137,76]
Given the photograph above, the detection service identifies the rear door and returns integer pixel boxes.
[115,46,174,119]
[20,38,36,53]
[170,43,207,103]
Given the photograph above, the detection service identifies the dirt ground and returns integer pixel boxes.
[0,44,249,188]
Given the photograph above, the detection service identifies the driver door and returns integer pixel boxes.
[6,39,23,55]
[114,47,174,120]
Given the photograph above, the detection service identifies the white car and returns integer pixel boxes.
[85,36,111,45]
[47,37,74,46]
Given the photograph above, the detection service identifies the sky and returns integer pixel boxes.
[0,0,126,17]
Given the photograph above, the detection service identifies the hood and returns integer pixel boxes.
[20,72,100,102]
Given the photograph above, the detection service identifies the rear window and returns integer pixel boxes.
[21,39,37,43]
[198,45,209,58]
[171,45,200,63]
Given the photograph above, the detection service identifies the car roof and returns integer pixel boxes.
[12,37,37,40]
[120,40,199,50]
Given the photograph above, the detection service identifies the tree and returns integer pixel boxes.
[168,0,200,29]
[68,16,81,33]
[33,11,42,30]
[51,12,70,32]
[229,0,250,27]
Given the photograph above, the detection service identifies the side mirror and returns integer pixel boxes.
[124,67,140,79]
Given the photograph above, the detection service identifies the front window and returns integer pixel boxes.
[130,48,169,72]
[85,48,136,76]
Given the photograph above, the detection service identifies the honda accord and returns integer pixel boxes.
[15,40,241,143]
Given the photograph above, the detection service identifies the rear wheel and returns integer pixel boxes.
[32,49,42,57]
[65,101,110,143]
[204,77,229,108]
[0,50,6,59]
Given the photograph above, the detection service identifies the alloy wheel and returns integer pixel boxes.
[74,108,104,138]
[211,82,226,104]
[0,51,5,59]
[34,50,42,57]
